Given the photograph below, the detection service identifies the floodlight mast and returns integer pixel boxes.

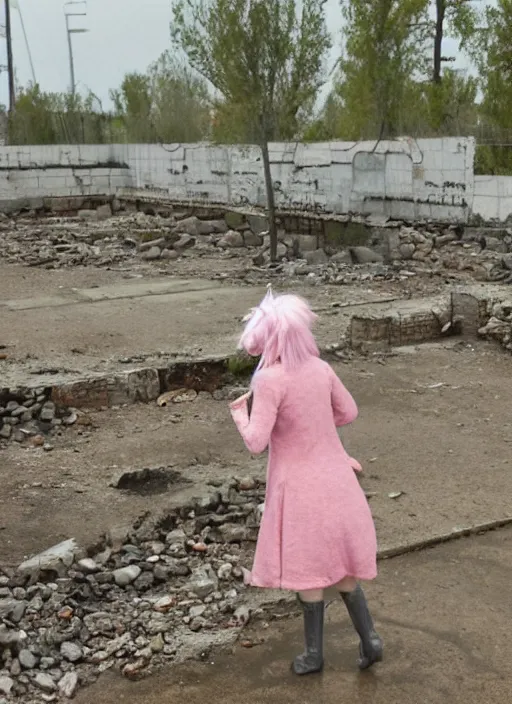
[64,1,88,95]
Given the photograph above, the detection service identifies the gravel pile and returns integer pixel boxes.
[0,478,267,702]
[0,390,76,448]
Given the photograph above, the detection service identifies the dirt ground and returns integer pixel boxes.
[2,255,512,702]
[75,527,512,704]
[1,341,511,569]
[0,261,455,386]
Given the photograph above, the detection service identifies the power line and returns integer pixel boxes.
[17,1,36,84]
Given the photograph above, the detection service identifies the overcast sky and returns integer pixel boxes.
[0,0,469,112]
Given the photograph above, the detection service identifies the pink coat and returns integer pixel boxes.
[230,357,377,591]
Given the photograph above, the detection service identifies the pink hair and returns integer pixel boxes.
[238,290,319,371]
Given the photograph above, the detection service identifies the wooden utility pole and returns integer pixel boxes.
[4,0,16,142]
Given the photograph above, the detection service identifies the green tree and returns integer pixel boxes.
[422,68,478,134]
[476,0,512,174]
[171,0,332,260]
[334,0,429,140]
[110,54,211,143]
[149,53,212,142]
[111,73,155,142]
[304,93,345,141]
[10,84,108,145]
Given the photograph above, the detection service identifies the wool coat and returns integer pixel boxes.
[229,356,377,591]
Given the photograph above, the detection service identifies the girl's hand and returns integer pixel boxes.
[229,391,252,410]
[350,458,362,472]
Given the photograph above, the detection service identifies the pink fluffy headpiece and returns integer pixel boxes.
[238,287,319,370]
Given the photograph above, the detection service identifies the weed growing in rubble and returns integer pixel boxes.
[227,352,258,378]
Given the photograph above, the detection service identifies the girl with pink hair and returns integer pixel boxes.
[229,289,382,675]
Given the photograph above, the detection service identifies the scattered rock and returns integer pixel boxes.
[139,237,166,252]
[219,524,249,543]
[0,677,14,696]
[231,605,250,627]
[60,641,83,663]
[17,539,80,579]
[189,567,218,599]
[239,477,257,491]
[243,231,263,248]
[197,219,228,235]
[399,243,415,259]
[77,558,98,573]
[173,216,202,236]
[246,214,268,235]
[141,246,161,261]
[0,424,11,439]
[96,203,113,220]
[174,234,196,251]
[217,563,233,580]
[481,235,506,253]
[154,595,174,612]
[350,246,384,264]
[150,632,165,653]
[18,649,38,670]
[122,656,149,679]
[502,254,512,271]
[330,250,352,264]
[113,565,141,587]
[305,249,329,265]
[0,211,504,299]
[34,672,56,692]
[58,671,79,698]
[218,230,244,248]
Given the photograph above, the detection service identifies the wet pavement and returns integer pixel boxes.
[76,527,512,704]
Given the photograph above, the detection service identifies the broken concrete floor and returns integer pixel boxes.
[1,253,512,702]
[1,263,451,386]
[1,344,512,569]
[74,527,512,704]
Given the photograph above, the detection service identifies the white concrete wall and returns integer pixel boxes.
[115,137,475,223]
[0,145,132,202]
[473,175,512,223]
[0,137,494,223]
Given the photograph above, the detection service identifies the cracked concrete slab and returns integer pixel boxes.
[2,277,223,310]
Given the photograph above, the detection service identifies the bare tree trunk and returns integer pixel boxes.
[260,138,278,262]
[433,0,445,84]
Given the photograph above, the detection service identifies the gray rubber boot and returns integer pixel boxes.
[292,599,324,675]
[341,585,383,670]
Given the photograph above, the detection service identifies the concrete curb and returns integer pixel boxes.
[377,516,512,560]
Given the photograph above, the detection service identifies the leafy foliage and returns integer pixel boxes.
[110,53,211,143]
[475,0,512,174]
[333,0,429,140]
[10,84,108,144]
[171,0,332,142]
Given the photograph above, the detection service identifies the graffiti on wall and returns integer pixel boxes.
[424,180,467,207]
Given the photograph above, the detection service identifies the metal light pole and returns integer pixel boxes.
[64,1,88,95]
